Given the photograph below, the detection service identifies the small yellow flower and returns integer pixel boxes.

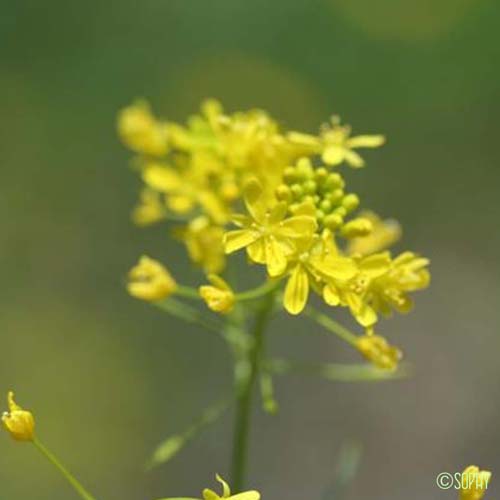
[356,331,401,371]
[460,466,491,500]
[283,230,356,315]
[323,252,391,327]
[117,100,168,156]
[369,251,430,317]
[347,211,401,256]
[223,178,317,277]
[2,391,35,441]
[202,474,260,500]
[127,256,176,301]
[288,116,385,168]
[132,189,166,226]
[179,216,226,274]
[199,275,235,314]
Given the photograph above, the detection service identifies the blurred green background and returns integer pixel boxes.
[1,1,500,499]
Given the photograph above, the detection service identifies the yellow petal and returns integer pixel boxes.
[230,493,261,500]
[243,178,266,223]
[268,202,288,225]
[143,165,181,192]
[203,489,220,500]
[322,145,345,165]
[279,215,317,238]
[167,195,194,214]
[343,149,365,168]
[317,256,357,281]
[284,265,309,315]
[347,135,385,148]
[247,238,267,264]
[223,229,260,254]
[359,252,391,278]
[323,284,340,306]
[287,131,320,147]
[265,237,288,277]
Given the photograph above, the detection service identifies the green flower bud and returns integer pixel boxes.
[320,199,333,213]
[283,166,297,184]
[314,167,328,184]
[324,213,344,230]
[342,193,360,212]
[290,183,304,199]
[276,184,292,203]
[303,179,317,195]
[341,218,373,238]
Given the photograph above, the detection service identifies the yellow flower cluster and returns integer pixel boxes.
[119,99,430,368]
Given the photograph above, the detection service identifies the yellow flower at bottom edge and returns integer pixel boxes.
[203,474,260,500]
[127,256,177,302]
[2,391,35,441]
[460,466,491,500]
[199,275,235,314]
[356,330,401,371]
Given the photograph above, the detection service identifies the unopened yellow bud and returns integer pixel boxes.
[341,218,373,238]
[127,256,176,301]
[199,275,235,314]
[2,392,35,441]
[460,465,491,500]
[356,333,401,371]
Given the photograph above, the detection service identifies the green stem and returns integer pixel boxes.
[33,438,97,500]
[155,297,224,336]
[304,306,358,347]
[230,289,275,491]
[235,279,281,301]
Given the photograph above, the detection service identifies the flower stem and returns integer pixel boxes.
[33,438,97,500]
[304,306,359,347]
[230,289,275,491]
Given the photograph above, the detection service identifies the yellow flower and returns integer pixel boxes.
[142,163,229,224]
[127,256,176,301]
[283,230,356,315]
[132,189,166,226]
[202,474,260,500]
[223,178,317,277]
[323,252,391,327]
[199,275,235,314]
[460,466,491,500]
[347,211,401,256]
[288,116,385,168]
[117,100,168,156]
[356,331,401,371]
[369,252,430,317]
[2,391,35,441]
[179,216,226,274]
